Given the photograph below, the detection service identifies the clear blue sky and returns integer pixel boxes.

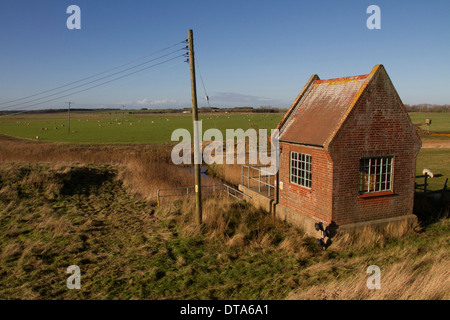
[0,0,449,109]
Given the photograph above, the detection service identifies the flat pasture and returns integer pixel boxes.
[0,111,284,144]
[1,111,448,144]
[416,148,450,192]
[409,112,450,138]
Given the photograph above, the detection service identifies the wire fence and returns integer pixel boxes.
[157,183,251,206]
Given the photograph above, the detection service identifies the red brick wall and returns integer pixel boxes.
[277,143,333,224]
[328,68,421,225]
[277,67,421,227]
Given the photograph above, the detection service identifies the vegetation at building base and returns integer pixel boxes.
[0,162,448,300]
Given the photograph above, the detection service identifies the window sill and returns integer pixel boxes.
[358,191,395,199]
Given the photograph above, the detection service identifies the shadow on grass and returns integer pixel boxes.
[414,191,449,228]
[57,167,116,196]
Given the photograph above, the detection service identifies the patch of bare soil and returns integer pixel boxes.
[421,139,450,148]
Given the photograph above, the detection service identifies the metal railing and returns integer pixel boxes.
[241,165,275,198]
[157,184,251,206]
[415,172,446,193]
[415,173,430,193]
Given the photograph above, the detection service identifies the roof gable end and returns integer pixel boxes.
[279,67,379,147]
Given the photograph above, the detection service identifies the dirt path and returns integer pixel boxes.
[421,139,450,149]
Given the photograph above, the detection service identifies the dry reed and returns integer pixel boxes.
[287,247,450,300]
[0,135,219,203]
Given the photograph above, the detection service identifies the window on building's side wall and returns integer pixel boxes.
[359,156,393,193]
[290,151,312,188]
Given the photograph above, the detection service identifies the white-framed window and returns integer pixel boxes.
[290,151,312,188]
[359,156,393,193]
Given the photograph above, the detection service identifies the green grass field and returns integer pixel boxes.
[1,111,448,144]
[409,112,450,133]
[416,148,450,191]
[0,112,284,144]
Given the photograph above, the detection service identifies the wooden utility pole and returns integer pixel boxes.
[66,101,74,133]
[188,29,202,225]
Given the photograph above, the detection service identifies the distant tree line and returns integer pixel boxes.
[404,104,450,112]
[0,106,290,116]
[197,106,287,113]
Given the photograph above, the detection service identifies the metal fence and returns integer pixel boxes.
[157,184,251,206]
[241,165,275,198]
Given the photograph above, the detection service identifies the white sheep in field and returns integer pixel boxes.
[423,169,434,178]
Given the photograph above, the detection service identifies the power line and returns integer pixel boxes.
[196,60,210,107]
[1,48,185,110]
[0,40,187,107]
[1,54,185,112]
[196,59,217,130]
[0,59,185,117]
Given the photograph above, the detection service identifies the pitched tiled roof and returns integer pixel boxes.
[279,67,379,147]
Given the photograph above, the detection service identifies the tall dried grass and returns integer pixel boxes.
[0,135,218,203]
[333,221,416,251]
[156,196,314,259]
[287,247,450,300]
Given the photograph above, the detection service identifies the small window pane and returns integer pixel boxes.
[359,156,393,194]
[290,151,312,188]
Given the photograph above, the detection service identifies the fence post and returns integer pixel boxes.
[424,173,428,193]
[157,190,160,207]
[259,168,261,192]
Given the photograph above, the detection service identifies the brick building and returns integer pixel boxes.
[274,65,421,232]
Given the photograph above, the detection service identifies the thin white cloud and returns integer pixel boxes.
[117,98,179,108]
[136,98,149,105]
[149,99,177,105]
[210,92,280,106]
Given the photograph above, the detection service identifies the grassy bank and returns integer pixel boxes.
[0,163,448,300]
[0,135,219,203]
